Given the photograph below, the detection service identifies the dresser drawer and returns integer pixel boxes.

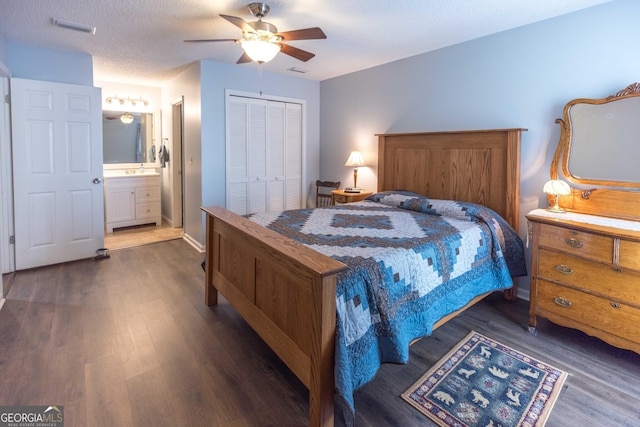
[619,239,640,271]
[536,279,640,344]
[537,248,640,305]
[538,223,613,262]
[135,186,160,202]
[136,202,160,219]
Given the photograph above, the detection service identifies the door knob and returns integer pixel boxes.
[93,178,103,184]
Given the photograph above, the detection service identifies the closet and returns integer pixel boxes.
[226,95,303,215]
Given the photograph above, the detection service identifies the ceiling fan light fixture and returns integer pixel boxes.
[240,39,281,63]
[120,112,134,124]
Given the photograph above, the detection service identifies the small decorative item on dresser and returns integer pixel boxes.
[543,179,571,212]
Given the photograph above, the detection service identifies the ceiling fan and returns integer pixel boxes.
[185,2,326,64]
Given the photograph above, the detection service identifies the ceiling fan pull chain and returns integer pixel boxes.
[259,63,263,96]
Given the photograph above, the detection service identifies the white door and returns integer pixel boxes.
[267,101,285,211]
[226,93,304,215]
[285,103,302,210]
[11,78,104,270]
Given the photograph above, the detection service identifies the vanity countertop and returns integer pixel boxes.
[104,170,160,178]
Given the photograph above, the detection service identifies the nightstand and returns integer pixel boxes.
[331,189,373,205]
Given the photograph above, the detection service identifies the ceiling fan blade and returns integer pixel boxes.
[184,38,236,43]
[276,27,326,41]
[236,52,253,64]
[280,43,315,62]
[220,14,254,34]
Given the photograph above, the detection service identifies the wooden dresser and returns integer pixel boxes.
[527,209,640,354]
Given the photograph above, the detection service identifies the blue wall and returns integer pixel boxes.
[199,60,321,209]
[7,42,93,85]
[319,0,640,297]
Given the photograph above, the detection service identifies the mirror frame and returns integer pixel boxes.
[552,82,640,188]
[550,82,640,220]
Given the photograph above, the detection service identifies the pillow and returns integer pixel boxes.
[366,190,425,208]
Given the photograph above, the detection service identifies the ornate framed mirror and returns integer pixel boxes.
[551,83,640,220]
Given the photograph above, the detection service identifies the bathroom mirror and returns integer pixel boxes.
[102,111,157,165]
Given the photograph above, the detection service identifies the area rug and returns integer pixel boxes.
[401,331,567,427]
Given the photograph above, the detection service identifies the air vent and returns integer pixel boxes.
[51,17,96,34]
[287,67,309,74]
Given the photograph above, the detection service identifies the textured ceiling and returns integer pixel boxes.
[0,0,612,86]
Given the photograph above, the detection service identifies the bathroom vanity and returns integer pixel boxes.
[104,171,161,232]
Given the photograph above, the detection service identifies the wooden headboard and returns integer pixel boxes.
[377,129,526,232]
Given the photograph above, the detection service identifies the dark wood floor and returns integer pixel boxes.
[1,239,639,426]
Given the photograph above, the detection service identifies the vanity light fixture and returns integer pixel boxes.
[120,112,134,124]
[344,151,366,190]
[543,179,571,213]
[106,96,150,108]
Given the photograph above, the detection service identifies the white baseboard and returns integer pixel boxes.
[162,215,174,227]
[183,233,204,253]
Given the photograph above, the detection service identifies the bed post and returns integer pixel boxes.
[204,213,218,306]
[309,274,337,427]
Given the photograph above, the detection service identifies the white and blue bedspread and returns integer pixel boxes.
[247,191,526,415]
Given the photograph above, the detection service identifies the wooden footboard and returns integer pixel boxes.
[202,206,348,427]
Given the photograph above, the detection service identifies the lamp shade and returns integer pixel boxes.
[240,40,281,63]
[344,151,365,167]
[543,179,571,196]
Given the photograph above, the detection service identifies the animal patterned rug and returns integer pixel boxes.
[402,331,567,427]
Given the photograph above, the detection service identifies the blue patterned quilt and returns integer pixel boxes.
[247,191,526,416]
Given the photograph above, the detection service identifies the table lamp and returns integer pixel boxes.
[344,151,365,191]
[543,179,571,213]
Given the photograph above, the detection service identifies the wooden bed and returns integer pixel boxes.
[202,128,525,426]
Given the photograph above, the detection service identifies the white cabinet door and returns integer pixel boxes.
[11,78,104,270]
[105,187,135,223]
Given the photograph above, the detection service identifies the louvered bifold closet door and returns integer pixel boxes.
[226,97,250,215]
[285,103,303,210]
[247,99,268,214]
[226,93,304,215]
[267,101,286,212]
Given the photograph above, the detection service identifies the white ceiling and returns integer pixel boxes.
[0,0,612,86]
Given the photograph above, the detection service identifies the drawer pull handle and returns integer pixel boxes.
[565,238,583,248]
[553,297,572,308]
[611,302,621,309]
[555,264,574,275]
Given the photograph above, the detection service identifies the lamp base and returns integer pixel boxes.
[546,205,566,213]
